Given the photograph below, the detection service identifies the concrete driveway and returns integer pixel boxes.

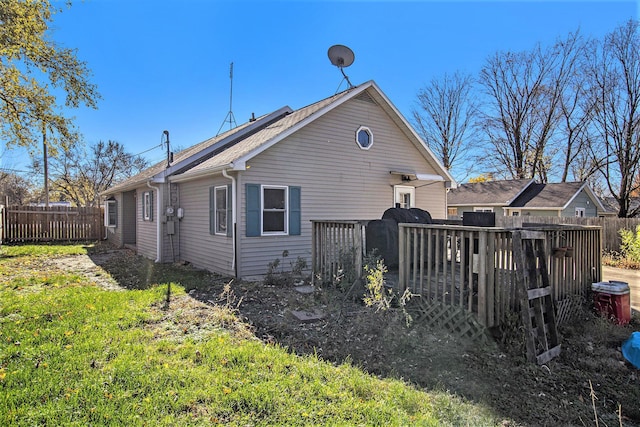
[601,265,640,313]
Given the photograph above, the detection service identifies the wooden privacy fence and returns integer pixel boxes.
[474,215,637,253]
[1,205,104,243]
[398,224,602,328]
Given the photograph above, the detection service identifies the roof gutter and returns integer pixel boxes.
[168,163,235,183]
[147,180,162,263]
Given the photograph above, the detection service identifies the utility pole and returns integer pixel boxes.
[43,125,49,208]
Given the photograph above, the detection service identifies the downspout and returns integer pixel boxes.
[222,168,237,276]
[147,181,162,263]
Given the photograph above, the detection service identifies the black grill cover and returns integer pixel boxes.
[381,207,433,224]
[366,218,399,268]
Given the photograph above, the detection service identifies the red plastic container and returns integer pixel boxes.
[592,281,631,325]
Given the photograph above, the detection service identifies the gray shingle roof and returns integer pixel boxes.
[447,179,533,206]
[510,182,585,209]
[104,79,456,194]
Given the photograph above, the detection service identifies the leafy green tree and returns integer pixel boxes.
[0,0,100,155]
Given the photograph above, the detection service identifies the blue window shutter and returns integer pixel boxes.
[246,184,260,237]
[226,184,233,237]
[149,191,154,222]
[209,186,215,235]
[289,186,301,236]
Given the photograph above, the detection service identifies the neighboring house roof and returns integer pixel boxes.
[104,80,455,193]
[510,181,604,211]
[448,179,607,213]
[601,196,640,216]
[447,179,534,207]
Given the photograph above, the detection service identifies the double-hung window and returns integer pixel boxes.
[142,191,153,221]
[215,186,228,235]
[210,185,232,236]
[262,186,287,234]
[104,199,117,227]
[246,184,301,237]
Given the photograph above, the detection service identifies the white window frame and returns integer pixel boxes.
[142,191,152,221]
[474,207,494,213]
[214,185,228,235]
[355,125,373,150]
[261,185,288,235]
[510,210,521,216]
[394,185,415,209]
[104,200,117,227]
[575,207,585,217]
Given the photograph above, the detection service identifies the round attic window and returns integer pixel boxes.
[355,126,373,150]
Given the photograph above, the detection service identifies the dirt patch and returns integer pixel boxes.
[37,248,640,426]
[48,250,124,291]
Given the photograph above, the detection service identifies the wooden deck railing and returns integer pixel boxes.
[311,220,602,328]
[399,224,602,327]
[311,220,367,285]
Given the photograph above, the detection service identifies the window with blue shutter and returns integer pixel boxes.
[209,186,215,235]
[246,184,301,236]
[226,184,233,237]
[246,184,261,237]
[289,186,301,236]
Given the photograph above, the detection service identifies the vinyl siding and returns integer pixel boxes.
[177,176,235,276]
[136,187,158,260]
[237,97,447,278]
[563,190,598,217]
[122,190,136,244]
[105,193,123,247]
[458,206,505,217]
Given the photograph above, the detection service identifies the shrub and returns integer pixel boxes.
[619,226,640,265]
[264,250,308,286]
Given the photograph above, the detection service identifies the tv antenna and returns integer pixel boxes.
[328,44,355,92]
[217,62,238,136]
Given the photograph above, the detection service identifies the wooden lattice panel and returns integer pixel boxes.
[556,296,584,325]
[406,299,492,345]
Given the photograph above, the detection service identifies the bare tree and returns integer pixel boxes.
[38,140,148,207]
[584,20,640,217]
[0,171,33,204]
[478,32,583,182]
[412,72,477,177]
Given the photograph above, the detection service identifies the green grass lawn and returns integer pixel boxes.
[0,244,501,426]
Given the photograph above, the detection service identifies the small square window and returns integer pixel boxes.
[355,126,373,150]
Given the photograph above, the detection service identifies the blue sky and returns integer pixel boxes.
[2,0,638,175]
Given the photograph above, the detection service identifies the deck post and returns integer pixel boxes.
[311,221,317,285]
[398,224,406,292]
[355,222,364,280]
[477,230,488,326]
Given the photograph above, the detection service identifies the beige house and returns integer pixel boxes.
[102,81,455,278]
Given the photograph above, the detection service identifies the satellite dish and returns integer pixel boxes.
[328,44,355,90]
[328,44,355,68]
